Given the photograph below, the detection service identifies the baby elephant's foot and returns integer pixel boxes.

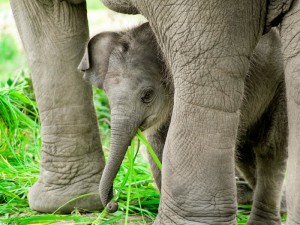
[236,181,253,204]
[247,202,282,225]
[247,220,282,225]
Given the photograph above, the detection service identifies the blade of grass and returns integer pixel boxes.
[136,129,162,171]
[125,138,135,225]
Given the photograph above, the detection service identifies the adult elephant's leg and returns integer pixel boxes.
[10,0,104,213]
[132,1,266,224]
[281,0,300,224]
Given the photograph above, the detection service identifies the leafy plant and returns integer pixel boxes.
[0,74,40,218]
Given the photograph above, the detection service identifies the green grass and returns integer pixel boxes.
[0,74,40,218]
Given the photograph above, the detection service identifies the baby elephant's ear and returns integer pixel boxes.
[78,32,121,89]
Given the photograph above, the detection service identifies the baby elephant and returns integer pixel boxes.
[79,23,287,224]
[78,23,171,194]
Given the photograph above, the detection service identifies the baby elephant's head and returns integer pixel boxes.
[79,22,171,131]
[78,22,171,212]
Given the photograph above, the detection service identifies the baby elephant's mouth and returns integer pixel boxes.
[139,120,149,131]
[140,115,159,132]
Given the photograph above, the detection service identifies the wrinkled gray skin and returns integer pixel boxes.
[79,23,288,223]
[98,1,300,224]
[10,0,300,224]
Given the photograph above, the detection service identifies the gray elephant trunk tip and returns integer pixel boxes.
[106,200,118,213]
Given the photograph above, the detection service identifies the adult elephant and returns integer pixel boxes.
[10,0,300,224]
[99,0,300,224]
[10,0,105,213]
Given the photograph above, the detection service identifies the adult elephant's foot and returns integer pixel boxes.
[153,190,236,225]
[28,146,105,213]
[153,212,236,225]
[154,214,236,225]
[29,181,102,213]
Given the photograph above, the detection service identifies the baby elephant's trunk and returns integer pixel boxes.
[99,110,140,212]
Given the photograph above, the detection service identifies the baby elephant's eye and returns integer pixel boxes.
[141,88,155,104]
